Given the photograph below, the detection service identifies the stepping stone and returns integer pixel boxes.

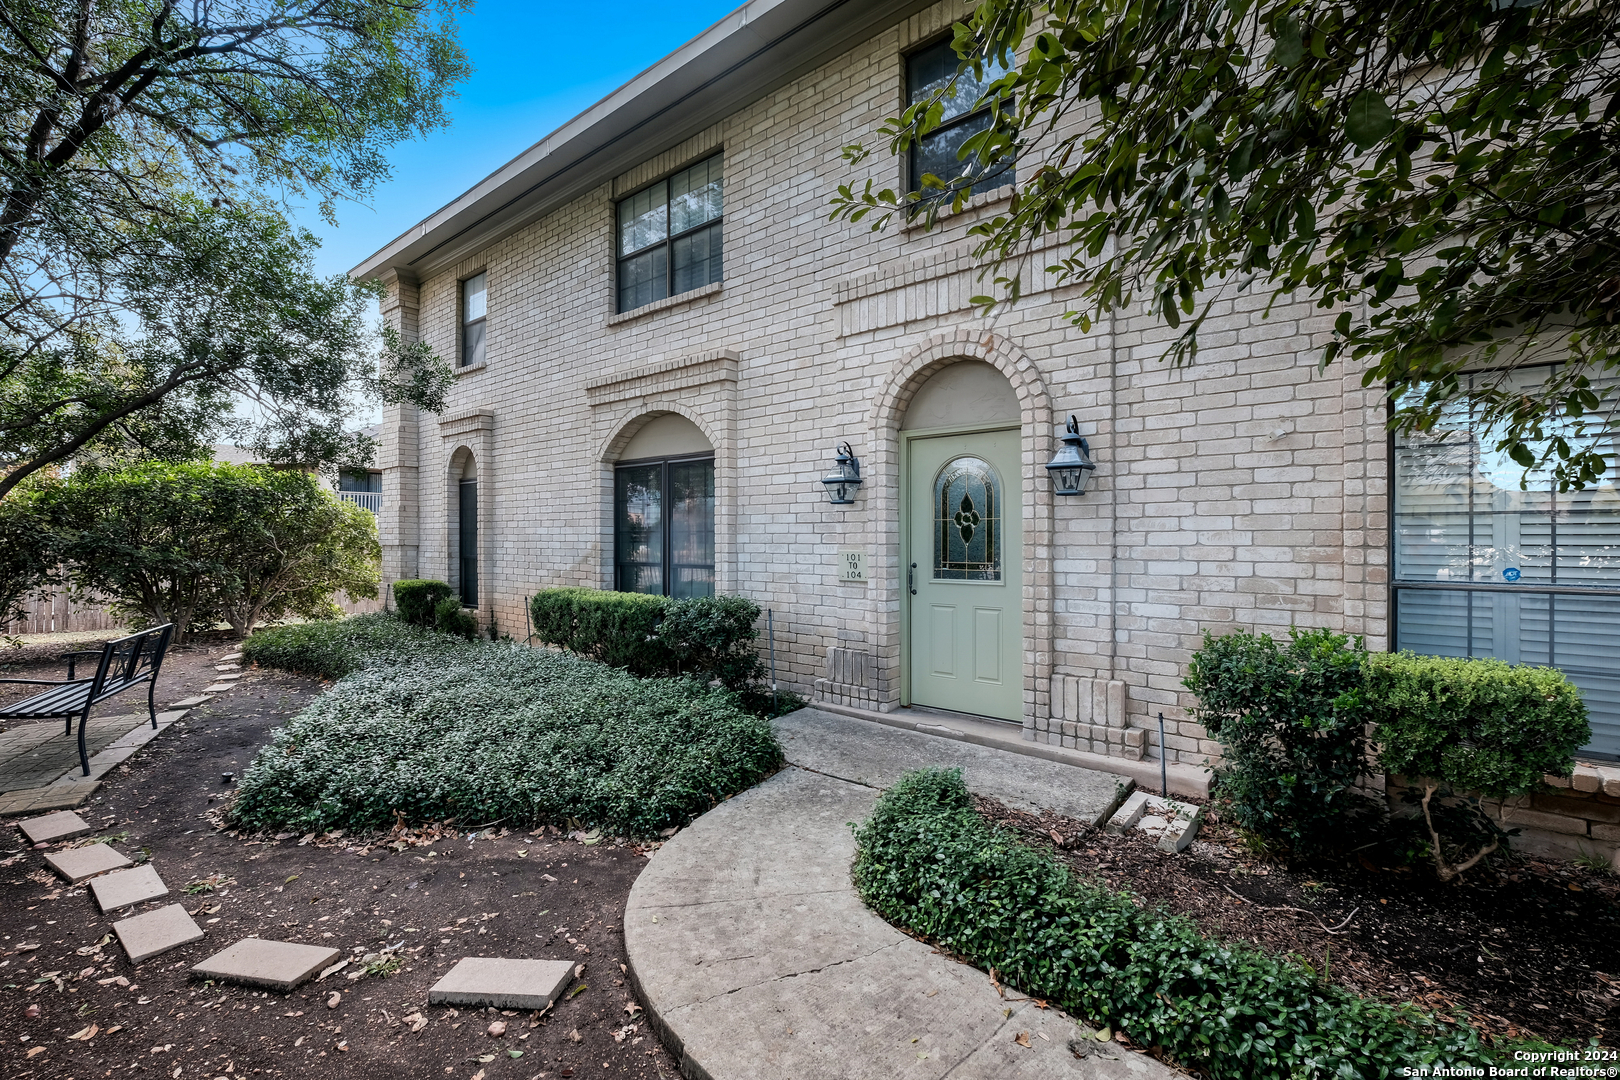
[202,683,234,693]
[220,653,243,662]
[192,939,341,992]
[113,904,204,964]
[214,665,240,673]
[213,673,241,681]
[18,810,91,845]
[427,957,575,1010]
[90,864,169,912]
[168,696,211,709]
[44,843,132,883]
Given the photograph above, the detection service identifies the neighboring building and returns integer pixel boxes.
[214,425,385,515]
[351,0,1620,832]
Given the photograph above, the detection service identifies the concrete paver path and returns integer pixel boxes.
[625,708,1180,1080]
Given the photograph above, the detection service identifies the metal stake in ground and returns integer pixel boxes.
[1158,712,1167,797]
[768,609,777,714]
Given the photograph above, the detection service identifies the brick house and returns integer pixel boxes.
[352,0,1620,857]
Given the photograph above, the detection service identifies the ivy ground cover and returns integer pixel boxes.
[231,614,782,836]
[853,768,1560,1080]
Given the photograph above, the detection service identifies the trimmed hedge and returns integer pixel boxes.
[853,768,1551,1080]
[233,613,782,835]
[394,579,453,627]
[529,588,764,690]
[531,588,671,674]
[1365,652,1589,795]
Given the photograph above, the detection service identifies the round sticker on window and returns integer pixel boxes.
[1502,567,1521,582]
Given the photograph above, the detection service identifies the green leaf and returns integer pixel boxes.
[1345,91,1396,150]
[1272,17,1304,66]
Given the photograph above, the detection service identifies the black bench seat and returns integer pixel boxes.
[0,624,174,777]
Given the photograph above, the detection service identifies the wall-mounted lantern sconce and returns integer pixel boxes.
[1045,415,1097,496]
[820,441,863,505]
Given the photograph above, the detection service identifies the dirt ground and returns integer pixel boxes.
[976,793,1620,1051]
[0,639,682,1080]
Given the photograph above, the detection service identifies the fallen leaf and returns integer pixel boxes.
[487,1021,506,1037]
[67,1023,98,1041]
[574,963,585,978]
[470,1071,486,1080]
[507,1050,524,1058]
[569,1028,582,1043]
[567,983,587,1000]
[1095,1026,1112,1041]
[1014,1031,1031,1048]
[477,1053,496,1063]
[326,991,341,1009]
[26,1046,45,1058]
[1048,829,1064,845]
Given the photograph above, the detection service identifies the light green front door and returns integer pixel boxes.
[906,427,1022,722]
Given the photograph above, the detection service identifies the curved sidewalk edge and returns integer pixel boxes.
[626,758,1181,1078]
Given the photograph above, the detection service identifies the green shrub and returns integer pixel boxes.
[232,615,782,836]
[393,579,453,627]
[1365,653,1589,880]
[434,596,478,640]
[39,460,378,642]
[530,587,672,674]
[529,588,765,689]
[243,612,452,680]
[659,594,765,691]
[853,768,1548,1080]
[1184,627,1371,855]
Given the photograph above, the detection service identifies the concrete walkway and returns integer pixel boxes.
[625,708,1182,1080]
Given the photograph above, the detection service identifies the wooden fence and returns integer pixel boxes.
[4,588,384,639]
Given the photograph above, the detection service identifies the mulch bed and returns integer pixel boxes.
[975,793,1620,1051]
[1,648,681,1080]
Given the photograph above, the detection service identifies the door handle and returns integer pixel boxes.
[908,562,917,596]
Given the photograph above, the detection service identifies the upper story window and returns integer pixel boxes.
[907,40,1013,199]
[460,272,487,367]
[617,155,723,314]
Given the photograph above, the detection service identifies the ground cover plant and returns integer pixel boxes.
[853,768,1557,1079]
[970,788,1620,1050]
[232,613,782,836]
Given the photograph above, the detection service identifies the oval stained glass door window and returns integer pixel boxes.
[934,456,1001,580]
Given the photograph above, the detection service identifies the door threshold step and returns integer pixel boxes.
[812,699,1211,799]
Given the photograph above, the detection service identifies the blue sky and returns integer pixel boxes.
[294,0,743,280]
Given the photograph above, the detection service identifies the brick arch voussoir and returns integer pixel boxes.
[872,330,1054,437]
[595,402,723,465]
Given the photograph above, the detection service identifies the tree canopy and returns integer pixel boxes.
[41,460,380,641]
[0,0,467,492]
[833,0,1620,489]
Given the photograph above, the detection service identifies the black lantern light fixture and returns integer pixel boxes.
[820,441,863,505]
[1045,415,1097,496]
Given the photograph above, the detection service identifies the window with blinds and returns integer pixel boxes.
[1392,368,1620,757]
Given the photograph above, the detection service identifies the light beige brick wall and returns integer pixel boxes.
[375,0,1390,771]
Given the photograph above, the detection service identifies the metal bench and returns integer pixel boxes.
[0,624,174,777]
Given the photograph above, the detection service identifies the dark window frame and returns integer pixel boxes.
[459,271,487,368]
[904,37,1015,201]
[613,451,716,597]
[615,154,724,314]
[458,477,478,606]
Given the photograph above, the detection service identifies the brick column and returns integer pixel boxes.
[378,270,422,591]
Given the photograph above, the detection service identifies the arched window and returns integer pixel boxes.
[455,453,477,605]
[934,456,1000,581]
[614,415,715,597]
